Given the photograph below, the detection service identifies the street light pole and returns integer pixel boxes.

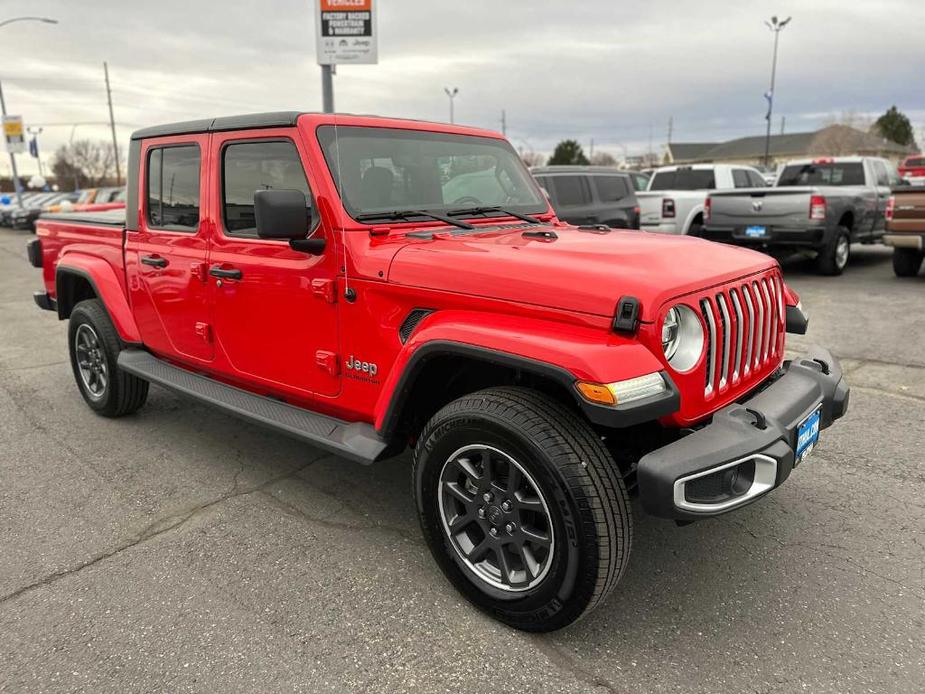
[444,87,458,124]
[763,15,791,167]
[0,16,58,206]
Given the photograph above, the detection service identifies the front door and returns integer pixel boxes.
[206,131,340,399]
[126,135,213,362]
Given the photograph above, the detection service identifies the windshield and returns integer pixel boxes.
[317,126,547,220]
[903,157,925,168]
[649,169,716,191]
[777,162,864,186]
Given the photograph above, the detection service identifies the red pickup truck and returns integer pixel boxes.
[28,112,848,631]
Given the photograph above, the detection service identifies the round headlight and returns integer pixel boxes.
[661,304,704,372]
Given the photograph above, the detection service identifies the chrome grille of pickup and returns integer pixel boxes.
[698,271,784,399]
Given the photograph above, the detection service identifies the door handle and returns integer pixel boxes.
[140,255,168,268]
[209,265,242,280]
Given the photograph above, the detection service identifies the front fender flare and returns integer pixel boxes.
[56,255,141,344]
[374,311,678,437]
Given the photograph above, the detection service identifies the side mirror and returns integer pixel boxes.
[254,189,325,255]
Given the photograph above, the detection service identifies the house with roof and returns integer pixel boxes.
[665,125,911,167]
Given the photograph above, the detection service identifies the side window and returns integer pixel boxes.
[551,175,590,207]
[593,175,629,202]
[534,175,554,203]
[732,169,751,188]
[872,160,889,187]
[146,145,201,231]
[747,170,767,187]
[223,140,312,237]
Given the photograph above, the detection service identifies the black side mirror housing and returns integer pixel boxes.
[255,189,313,240]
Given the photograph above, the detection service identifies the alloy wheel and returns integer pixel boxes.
[74,323,108,400]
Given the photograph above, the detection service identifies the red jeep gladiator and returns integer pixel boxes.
[28,112,848,631]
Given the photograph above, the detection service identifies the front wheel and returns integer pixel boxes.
[892,248,923,277]
[413,387,632,632]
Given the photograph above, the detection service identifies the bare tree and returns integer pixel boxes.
[519,150,545,168]
[51,140,119,190]
[589,151,617,166]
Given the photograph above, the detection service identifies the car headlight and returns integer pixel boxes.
[661,304,703,372]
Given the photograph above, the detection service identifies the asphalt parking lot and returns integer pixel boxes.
[0,228,923,693]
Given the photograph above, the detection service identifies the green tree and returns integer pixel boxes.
[874,106,917,148]
[548,139,590,165]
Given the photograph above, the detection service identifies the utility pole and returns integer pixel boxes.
[780,115,786,135]
[667,115,673,144]
[763,16,791,167]
[589,138,594,159]
[321,64,335,113]
[0,79,23,206]
[501,109,506,136]
[103,62,121,186]
[444,87,458,124]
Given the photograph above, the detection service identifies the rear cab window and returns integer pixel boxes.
[146,144,201,231]
[777,162,865,186]
[649,168,716,191]
[222,139,313,237]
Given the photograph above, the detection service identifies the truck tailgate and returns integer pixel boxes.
[888,186,925,233]
[709,187,815,227]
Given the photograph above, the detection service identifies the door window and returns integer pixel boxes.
[550,175,591,207]
[146,145,201,231]
[747,170,768,187]
[593,175,630,201]
[732,169,751,188]
[872,160,890,187]
[222,140,313,237]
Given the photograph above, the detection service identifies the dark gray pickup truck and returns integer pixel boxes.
[702,157,900,275]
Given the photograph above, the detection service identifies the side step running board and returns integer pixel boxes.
[117,349,391,464]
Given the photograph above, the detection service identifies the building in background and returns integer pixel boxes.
[667,125,912,167]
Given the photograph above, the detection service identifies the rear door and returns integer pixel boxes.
[206,130,340,399]
[125,134,213,362]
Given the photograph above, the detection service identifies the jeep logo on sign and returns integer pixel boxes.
[346,355,377,377]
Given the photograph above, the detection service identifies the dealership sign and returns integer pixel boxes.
[316,0,377,65]
[2,115,26,154]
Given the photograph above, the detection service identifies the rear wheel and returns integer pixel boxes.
[816,227,850,275]
[68,299,149,417]
[892,248,923,277]
[413,387,632,632]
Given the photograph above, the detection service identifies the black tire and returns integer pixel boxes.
[413,387,632,632]
[68,299,149,417]
[815,227,850,275]
[892,248,923,277]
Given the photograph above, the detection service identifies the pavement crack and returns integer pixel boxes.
[0,452,329,606]
[531,637,621,693]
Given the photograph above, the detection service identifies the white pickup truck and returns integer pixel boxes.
[638,164,768,235]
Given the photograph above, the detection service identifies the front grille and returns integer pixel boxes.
[698,271,784,399]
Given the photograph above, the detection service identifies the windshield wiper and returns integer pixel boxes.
[447,206,542,224]
[355,209,474,230]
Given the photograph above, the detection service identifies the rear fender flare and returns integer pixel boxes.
[374,310,668,437]
[55,256,141,344]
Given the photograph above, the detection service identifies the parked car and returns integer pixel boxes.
[898,154,925,186]
[884,185,925,277]
[29,111,848,632]
[532,166,640,228]
[702,157,900,275]
[1,192,49,226]
[637,164,768,235]
[11,193,76,231]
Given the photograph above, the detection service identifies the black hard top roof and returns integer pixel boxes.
[130,111,307,140]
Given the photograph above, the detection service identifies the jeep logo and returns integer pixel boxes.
[346,355,377,377]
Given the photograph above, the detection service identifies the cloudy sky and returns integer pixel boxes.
[2,0,924,176]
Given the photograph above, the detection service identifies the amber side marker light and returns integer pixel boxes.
[575,373,667,407]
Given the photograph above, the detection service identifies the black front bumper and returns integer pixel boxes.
[638,346,849,520]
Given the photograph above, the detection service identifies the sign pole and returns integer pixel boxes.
[321,64,334,113]
[0,79,23,207]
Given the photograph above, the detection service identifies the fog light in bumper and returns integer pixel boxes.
[576,372,667,407]
[673,454,777,513]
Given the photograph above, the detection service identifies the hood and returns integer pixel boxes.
[388,225,776,322]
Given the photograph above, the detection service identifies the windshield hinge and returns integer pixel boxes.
[312,278,337,303]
